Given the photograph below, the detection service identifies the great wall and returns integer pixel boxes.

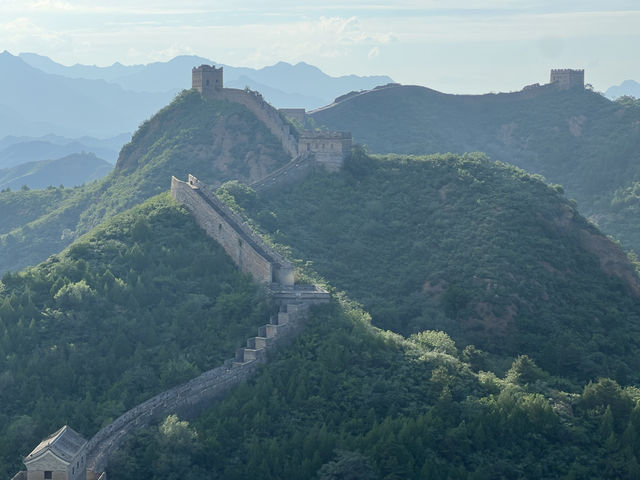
[12,65,587,480]
[12,64,340,480]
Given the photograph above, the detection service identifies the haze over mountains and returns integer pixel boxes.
[0,152,111,191]
[606,79,640,99]
[19,52,394,107]
[0,51,392,188]
[0,133,127,167]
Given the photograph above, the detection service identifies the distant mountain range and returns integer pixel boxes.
[0,133,128,167]
[0,152,112,191]
[0,51,392,176]
[15,52,393,111]
[605,79,640,99]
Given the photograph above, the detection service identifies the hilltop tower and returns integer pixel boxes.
[192,64,223,97]
[550,69,584,90]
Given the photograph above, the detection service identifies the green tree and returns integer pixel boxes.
[317,450,378,480]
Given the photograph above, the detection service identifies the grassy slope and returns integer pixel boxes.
[311,86,640,251]
[235,153,640,383]
[0,89,290,275]
[0,194,272,478]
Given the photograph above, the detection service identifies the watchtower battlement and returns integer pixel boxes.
[192,64,224,97]
[550,69,584,90]
[298,130,352,172]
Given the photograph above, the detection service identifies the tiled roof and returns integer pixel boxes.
[24,426,87,464]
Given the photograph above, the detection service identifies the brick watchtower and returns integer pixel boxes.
[550,69,584,90]
[192,65,223,97]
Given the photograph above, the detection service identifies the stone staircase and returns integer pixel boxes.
[81,294,324,477]
[233,302,307,366]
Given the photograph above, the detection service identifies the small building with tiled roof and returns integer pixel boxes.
[23,426,88,480]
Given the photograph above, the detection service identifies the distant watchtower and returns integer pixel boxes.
[550,69,584,90]
[192,64,223,97]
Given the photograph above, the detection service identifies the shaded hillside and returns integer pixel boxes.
[311,85,640,251]
[4,159,640,479]
[0,187,76,235]
[111,299,640,479]
[0,194,272,478]
[0,153,112,191]
[232,153,640,382]
[0,89,290,274]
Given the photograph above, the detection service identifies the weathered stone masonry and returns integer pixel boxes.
[171,174,294,286]
[249,152,316,192]
[14,66,344,480]
[192,64,352,181]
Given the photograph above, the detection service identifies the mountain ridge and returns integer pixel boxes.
[0,51,170,138]
[0,89,291,274]
[310,83,640,252]
[4,78,640,479]
[17,52,394,110]
[0,153,112,191]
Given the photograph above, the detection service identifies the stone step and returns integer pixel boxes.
[248,336,272,349]
[259,323,281,338]
[265,324,281,337]
[242,348,262,362]
[277,312,289,325]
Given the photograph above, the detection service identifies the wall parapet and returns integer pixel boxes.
[220,89,299,158]
[171,174,294,286]
[250,153,315,193]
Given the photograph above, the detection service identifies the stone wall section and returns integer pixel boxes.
[84,302,313,475]
[298,131,352,172]
[171,174,294,286]
[220,89,299,159]
[250,153,316,193]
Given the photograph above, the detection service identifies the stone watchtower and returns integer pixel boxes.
[550,69,584,90]
[192,64,223,97]
[21,426,88,480]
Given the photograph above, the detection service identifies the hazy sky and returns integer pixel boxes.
[1,0,638,93]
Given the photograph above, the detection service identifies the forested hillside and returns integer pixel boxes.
[311,85,640,252]
[4,152,640,479]
[229,152,640,383]
[0,194,273,478]
[110,299,640,479]
[4,79,640,479]
[104,152,640,479]
[0,89,290,274]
